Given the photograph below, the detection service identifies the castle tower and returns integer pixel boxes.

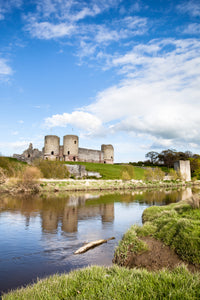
[101,144,114,164]
[44,135,60,160]
[63,135,79,161]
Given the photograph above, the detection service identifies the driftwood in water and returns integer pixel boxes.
[74,237,115,254]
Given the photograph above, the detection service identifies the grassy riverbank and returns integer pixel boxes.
[1,177,199,194]
[3,265,200,300]
[113,198,200,267]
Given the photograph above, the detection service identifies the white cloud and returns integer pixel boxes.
[93,17,147,44]
[0,0,22,20]
[177,1,200,17]
[0,58,13,80]
[183,23,200,34]
[45,111,103,135]
[24,0,148,59]
[11,131,19,136]
[34,0,119,20]
[26,20,75,39]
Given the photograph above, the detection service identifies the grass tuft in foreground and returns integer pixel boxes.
[3,265,200,300]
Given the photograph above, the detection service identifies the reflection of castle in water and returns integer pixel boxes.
[41,195,114,233]
[0,188,194,234]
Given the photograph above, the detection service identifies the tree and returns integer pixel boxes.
[145,151,159,164]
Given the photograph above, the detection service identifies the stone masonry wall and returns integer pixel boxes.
[78,148,103,163]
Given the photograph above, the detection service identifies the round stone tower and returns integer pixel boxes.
[101,144,114,164]
[44,135,60,160]
[63,135,79,161]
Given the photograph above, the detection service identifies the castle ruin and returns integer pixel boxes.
[13,135,114,164]
[44,135,114,164]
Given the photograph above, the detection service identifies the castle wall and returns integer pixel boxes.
[78,148,103,163]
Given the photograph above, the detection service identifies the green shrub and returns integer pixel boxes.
[169,169,181,180]
[121,165,135,181]
[144,167,165,181]
[34,160,69,179]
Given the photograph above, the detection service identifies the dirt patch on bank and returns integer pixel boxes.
[114,237,200,272]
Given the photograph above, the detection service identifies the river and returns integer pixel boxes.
[0,187,195,295]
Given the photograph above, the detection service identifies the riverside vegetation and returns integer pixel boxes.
[0,157,198,194]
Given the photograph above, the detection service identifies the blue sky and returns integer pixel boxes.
[0,0,200,162]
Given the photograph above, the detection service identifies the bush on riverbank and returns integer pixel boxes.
[114,199,200,266]
[19,166,42,189]
[144,167,165,181]
[34,160,70,179]
[3,265,200,300]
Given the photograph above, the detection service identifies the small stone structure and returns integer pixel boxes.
[13,143,43,163]
[174,160,191,181]
[66,164,101,178]
[43,135,114,164]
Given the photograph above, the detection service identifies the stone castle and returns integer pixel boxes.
[13,135,114,164]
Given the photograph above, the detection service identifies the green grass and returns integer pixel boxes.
[65,162,145,180]
[140,201,200,265]
[3,265,200,300]
[0,156,26,177]
[114,200,200,266]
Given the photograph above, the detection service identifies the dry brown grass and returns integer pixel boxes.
[0,167,7,184]
[22,166,42,186]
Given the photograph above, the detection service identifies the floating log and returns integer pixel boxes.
[74,237,115,254]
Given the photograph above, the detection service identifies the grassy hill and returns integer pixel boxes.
[65,162,145,180]
[0,157,27,177]
[0,157,145,180]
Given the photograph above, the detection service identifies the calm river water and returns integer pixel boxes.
[0,187,195,295]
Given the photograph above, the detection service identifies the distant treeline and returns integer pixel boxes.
[130,149,200,178]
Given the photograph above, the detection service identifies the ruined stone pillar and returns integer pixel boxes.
[174,160,191,181]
